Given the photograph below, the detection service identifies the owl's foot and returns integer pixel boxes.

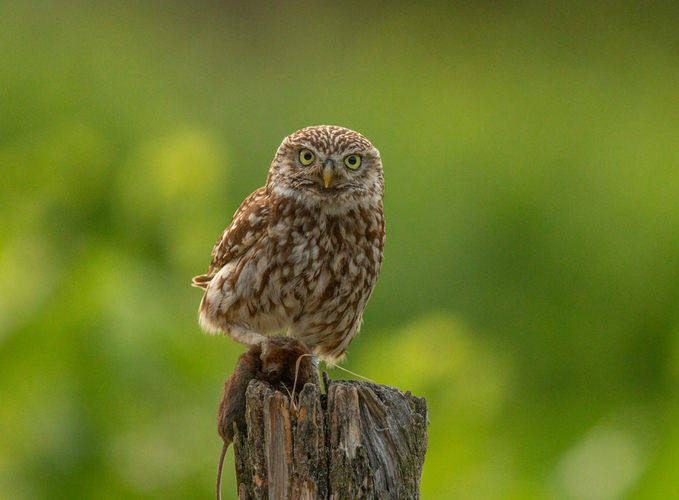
[309,356,325,392]
[224,326,267,346]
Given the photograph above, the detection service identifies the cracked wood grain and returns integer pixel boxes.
[231,375,428,500]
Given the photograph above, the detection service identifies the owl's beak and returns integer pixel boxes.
[322,161,335,188]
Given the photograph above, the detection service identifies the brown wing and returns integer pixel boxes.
[192,187,269,290]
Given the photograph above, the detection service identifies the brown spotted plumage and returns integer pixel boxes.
[192,125,385,362]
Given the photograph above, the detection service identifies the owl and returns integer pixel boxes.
[192,125,385,363]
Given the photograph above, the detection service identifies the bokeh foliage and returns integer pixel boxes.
[2,1,679,498]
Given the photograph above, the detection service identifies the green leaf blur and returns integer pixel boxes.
[2,1,678,498]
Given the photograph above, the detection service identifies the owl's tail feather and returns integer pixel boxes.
[192,274,213,290]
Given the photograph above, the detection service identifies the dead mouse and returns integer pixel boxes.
[215,335,314,500]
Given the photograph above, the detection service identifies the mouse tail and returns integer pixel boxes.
[216,441,228,500]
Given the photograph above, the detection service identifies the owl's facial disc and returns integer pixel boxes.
[268,126,382,208]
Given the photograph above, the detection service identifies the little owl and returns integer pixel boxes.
[192,125,385,362]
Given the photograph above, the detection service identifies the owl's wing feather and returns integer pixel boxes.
[191,187,269,289]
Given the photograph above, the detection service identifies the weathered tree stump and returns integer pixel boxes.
[232,374,429,499]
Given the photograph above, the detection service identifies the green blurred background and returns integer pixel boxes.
[2,1,679,498]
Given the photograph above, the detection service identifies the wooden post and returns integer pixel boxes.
[232,374,429,500]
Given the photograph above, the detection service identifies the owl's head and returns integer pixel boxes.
[267,125,383,211]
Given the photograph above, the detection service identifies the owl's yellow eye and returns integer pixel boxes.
[299,149,315,165]
[344,154,361,170]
